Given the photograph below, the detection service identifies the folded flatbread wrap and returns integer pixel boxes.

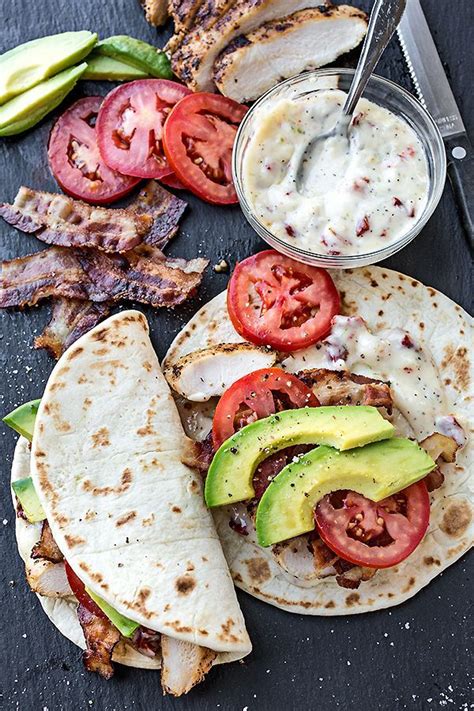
[12,310,251,693]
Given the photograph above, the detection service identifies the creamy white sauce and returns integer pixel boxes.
[283,315,457,440]
[243,89,429,256]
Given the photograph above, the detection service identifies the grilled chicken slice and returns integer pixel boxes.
[140,0,168,26]
[214,6,367,102]
[164,342,278,401]
[25,559,71,597]
[166,0,235,54]
[160,636,217,696]
[171,0,331,92]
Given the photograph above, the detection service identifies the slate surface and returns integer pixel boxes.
[0,0,472,709]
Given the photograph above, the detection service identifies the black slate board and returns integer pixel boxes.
[0,1,472,709]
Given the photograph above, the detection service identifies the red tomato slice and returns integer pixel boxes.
[212,367,319,449]
[163,92,248,204]
[64,560,107,619]
[227,250,340,352]
[160,172,186,190]
[315,482,430,569]
[96,79,191,179]
[48,97,140,204]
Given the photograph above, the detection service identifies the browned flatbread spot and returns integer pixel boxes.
[345,592,360,606]
[440,500,472,537]
[233,573,243,583]
[92,329,107,342]
[82,468,132,496]
[176,575,196,595]
[166,620,192,633]
[143,361,153,372]
[116,511,137,527]
[126,587,153,619]
[403,576,416,593]
[244,558,271,585]
[441,345,470,391]
[424,556,441,566]
[172,506,182,513]
[325,600,335,609]
[68,347,84,360]
[91,427,110,448]
[218,618,239,643]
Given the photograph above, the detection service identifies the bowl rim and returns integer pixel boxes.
[232,67,447,265]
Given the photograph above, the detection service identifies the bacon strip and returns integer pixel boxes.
[0,186,152,253]
[77,604,120,679]
[1,246,208,309]
[34,298,111,359]
[298,368,393,414]
[31,520,63,563]
[132,181,187,249]
[1,247,90,307]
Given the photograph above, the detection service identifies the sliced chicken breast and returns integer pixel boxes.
[166,0,235,55]
[164,342,278,401]
[140,0,168,26]
[171,0,332,91]
[160,636,217,696]
[214,6,367,102]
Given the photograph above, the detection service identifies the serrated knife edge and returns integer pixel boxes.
[396,28,428,111]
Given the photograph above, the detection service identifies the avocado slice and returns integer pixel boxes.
[83,53,150,81]
[256,438,436,547]
[85,587,140,638]
[0,62,87,136]
[3,399,41,440]
[95,36,173,79]
[205,406,394,507]
[0,31,97,105]
[12,476,45,523]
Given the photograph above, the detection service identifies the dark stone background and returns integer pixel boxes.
[0,1,472,709]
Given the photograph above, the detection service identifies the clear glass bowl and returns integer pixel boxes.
[232,68,447,269]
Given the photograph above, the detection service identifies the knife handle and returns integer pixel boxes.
[445,134,474,250]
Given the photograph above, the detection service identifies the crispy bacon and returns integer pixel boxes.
[298,368,392,414]
[333,558,376,589]
[1,245,208,309]
[425,466,445,492]
[0,186,152,253]
[130,626,161,658]
[1,247,91,307]
[77,604,120,679]
[34,298,111,359]
[132,181,187,249]
[77,244,208,307]
[31,520,63,563]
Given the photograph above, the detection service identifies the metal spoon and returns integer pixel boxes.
[295,0,407,193]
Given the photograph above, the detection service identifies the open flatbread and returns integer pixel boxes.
[164,266,473,615]
[11,311,251,693]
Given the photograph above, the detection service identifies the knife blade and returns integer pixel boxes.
[398,0,473,244]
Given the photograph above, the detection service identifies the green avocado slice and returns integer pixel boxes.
[95,36,173,79]
[12,476,45,523]
[256,438,436,547]
[0,31,97,105]
[0,62,87,136]
[205,406,394,508]
[83,53,150,81]
[85,587,140,638]
[3,399,41,440]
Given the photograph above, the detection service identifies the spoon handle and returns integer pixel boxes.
[343,0,407,117]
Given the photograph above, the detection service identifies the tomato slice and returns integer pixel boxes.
[315,482,430,569]
[227,250,340,352]
[163,92,248,204]
[48,97,140,204]
[96,79,191,179]
[160,172,186,190]
[212,367,319,449]
[64,560,107,618]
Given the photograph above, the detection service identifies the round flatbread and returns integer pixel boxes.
[164,266,473,615]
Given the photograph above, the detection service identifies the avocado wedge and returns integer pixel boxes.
[0,31,97,105]
[86,587,140,637]
[205,406,394,507]
[256,438,436,547]
[0,62,87,136]
[83,53,150,81]
[12,476,45,523]
[3,399,41,440]
[95,36,173,79]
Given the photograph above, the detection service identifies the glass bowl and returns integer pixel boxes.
[232,68,446,269]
